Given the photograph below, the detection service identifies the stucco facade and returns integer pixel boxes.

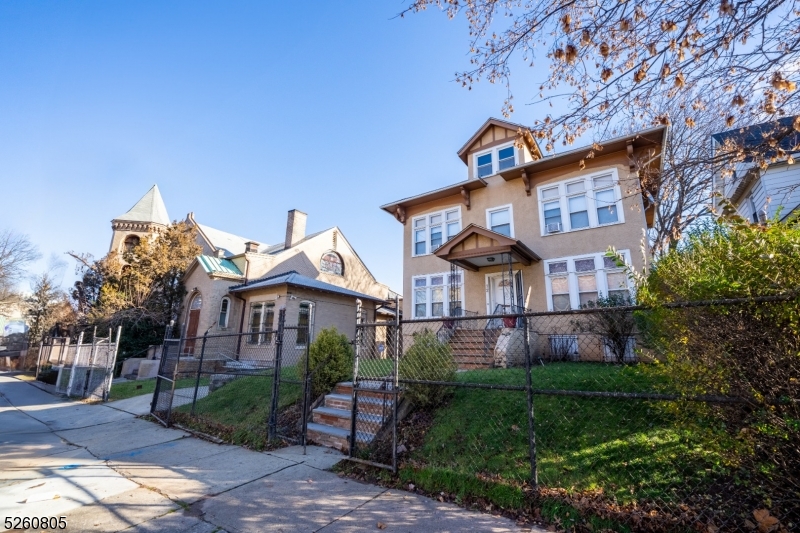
[381,118,665,319]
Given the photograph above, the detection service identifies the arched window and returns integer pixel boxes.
[218,297,230,328]
[123,235,140,252]
[320,251,343,276]
[190,293,203,310]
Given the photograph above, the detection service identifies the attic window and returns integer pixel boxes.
[498,146,516,170]
[476,153,493,178]
[320,251,343,276]
[474,143,517,179]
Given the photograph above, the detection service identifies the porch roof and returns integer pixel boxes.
[433,224,541,272]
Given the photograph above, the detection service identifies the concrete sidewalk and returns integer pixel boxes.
[0,374,533,532]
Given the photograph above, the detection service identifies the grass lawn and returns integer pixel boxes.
[399,363,730,510]
[173,368,303,449]
[109,376,208,401]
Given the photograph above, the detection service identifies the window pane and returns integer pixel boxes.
[414,229,426,255]
[448,273,461,284]
[544,202,562,227]
[477,153,493,177]
[579,292,597,306]
[415,304,426,318]
[603,256,621,269]
[551,276,569,293]
[446,210,459,221]
[593,174,614,188]
[415,242,426,255]
[414,289,426,303]
[477,153,492,166]
[569,195,589,229]
[566,181,585,194]
[430,225,442,250]
[542,187,559,199]
[548,262,568,274]
[608,289,631,302]
[264,304,275,342]
[430,276,444,286]
[414,288,426,318]
[431,288,444,317]
[607,272,628,290]
[578,274,597,292]
[430,214,442,224]
[414,218,426,228]
[552,294,571,311]
[490,209,511,236]
[570,210,590,229]
[498,147,515,170]
[447,221,460,239]
[414,278,427,287]
[575,258,596,272]
[596,189,618,224]
[297,303,310,345]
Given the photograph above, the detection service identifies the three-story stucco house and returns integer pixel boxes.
[712,116,800,223]
[380,118,666,363]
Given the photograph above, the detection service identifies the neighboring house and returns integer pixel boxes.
[109,187,397,353]
[381,118,666,319]
[181,208,395,346]
[711,116,800,223]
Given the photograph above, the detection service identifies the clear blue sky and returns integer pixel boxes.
[0,1,564,292]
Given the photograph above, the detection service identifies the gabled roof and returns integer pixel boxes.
[196,223,269,256]
[712,116,800,161]
[456,117,542,164]
[114,185,170,225]
[229,270,385,302]
[433,224,541,271]
[197,255,243,278]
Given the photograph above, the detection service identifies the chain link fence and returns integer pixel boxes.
[349,296,799,532]
[151,309,312,450]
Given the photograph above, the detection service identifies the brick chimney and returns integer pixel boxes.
[244,241,259,253]
[284,209,307,249]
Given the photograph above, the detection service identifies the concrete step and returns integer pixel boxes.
[307,423,375,453]
[324,393,394,414]
[312,406,351,430]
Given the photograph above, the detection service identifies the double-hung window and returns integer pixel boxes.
[487,205,513,237]
[474,143,517,178]
[538,170,623,235]
[412,207,461,256]
[218,297,230,328]
[248,302,275,344]
[544,251,632,311]
[296,302,312,346]
[412,271,463,318]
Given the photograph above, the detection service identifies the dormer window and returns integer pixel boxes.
[497,146,516,171]
[477,153,493,178]
[474,143,517,179]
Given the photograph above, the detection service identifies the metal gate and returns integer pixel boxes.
[40,327,122,401]
[150,337,183,426]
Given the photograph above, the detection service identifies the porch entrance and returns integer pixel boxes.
[486,271,523,314]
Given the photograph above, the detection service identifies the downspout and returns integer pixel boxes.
[234,257,251,358]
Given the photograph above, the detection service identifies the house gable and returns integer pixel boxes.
[457,118,542,165]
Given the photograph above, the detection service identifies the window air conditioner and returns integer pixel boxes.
[546,222,563,233]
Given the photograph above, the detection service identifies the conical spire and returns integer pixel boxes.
[114,185,170,226]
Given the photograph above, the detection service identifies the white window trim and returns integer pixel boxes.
[473,141,517,179]
[411,206,462,258]
[248,301,276,345]
[411,270,464,319]
[536,168,625,236]
[218,297,231,329]
[543,250,632,311]
[485,204,515,238]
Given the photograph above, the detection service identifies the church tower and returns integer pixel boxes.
[109,185,171,254]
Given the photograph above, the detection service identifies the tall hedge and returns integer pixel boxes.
[302,327,353,399]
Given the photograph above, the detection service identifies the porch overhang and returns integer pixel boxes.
[433,224,541,272]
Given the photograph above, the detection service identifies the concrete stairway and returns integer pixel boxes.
[307,381,394,452]
[447,328,502,369]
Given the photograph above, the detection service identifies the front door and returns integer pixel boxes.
[185,294,202,355]
[486,272,520,314]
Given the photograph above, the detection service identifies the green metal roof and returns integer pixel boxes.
[197,255,243,277]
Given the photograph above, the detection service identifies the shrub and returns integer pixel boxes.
[302,327,353,399]
[574,293,637,363]
[399,330,457,409]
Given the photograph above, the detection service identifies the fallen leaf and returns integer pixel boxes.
[377,522,386,530]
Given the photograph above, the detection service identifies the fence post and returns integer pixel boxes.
[104,327,121,402]
[66,332,84,398]
[349,300,363,458]
[35,342,45,379]
[522,315,538,489]
[191,331,208,415]
[301,328,311,455]
[391,293,400,474]
[268,308,286,441]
